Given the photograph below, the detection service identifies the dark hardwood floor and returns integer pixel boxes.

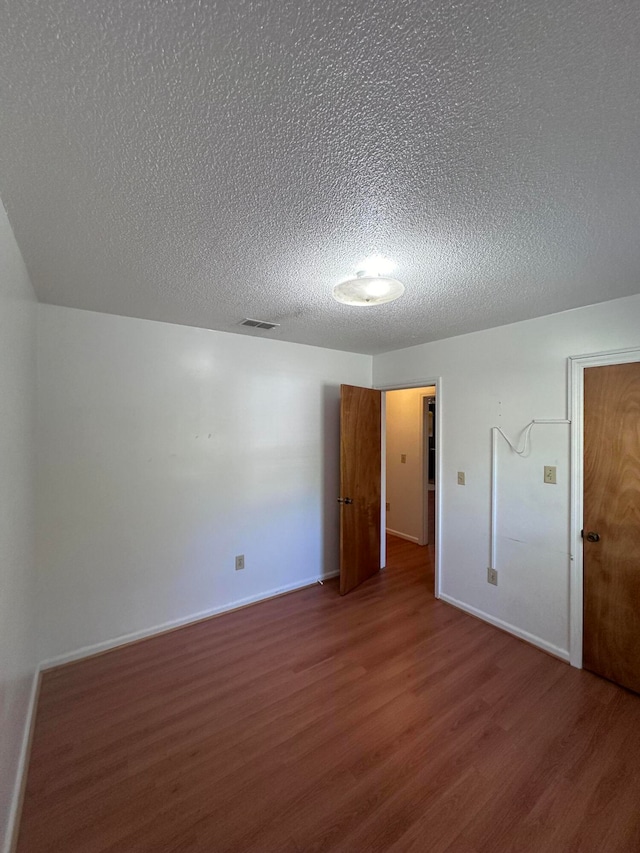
[17,532,640,851]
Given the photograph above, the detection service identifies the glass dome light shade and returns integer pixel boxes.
[332,275,405,306]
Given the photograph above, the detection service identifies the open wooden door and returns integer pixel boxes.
[339,384,382,595]
[583,361,640,693]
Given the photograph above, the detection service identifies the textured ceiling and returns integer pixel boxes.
[1,0,639,354]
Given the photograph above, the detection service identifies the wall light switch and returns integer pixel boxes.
[401,454,407,464]
[235,554,245,571]
[544,466,557,484]
[457,471,465,485]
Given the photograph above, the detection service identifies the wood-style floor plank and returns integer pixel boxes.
[17,531,640,852]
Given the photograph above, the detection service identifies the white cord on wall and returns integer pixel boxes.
[489,419,571,572]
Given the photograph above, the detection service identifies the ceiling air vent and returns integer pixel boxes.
[239,318,280,330]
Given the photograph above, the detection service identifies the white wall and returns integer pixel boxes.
[374,294,640,660]
[36,306,371,663]
[0,206,37,851]
[386,387,434,543]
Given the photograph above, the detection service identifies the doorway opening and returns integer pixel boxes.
[337,379,441,599]
[381,382,440,598]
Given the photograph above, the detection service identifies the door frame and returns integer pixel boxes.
[376,378,442,599]
[568,347,640,668]
[420,392,436,547]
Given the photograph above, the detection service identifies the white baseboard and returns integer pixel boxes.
[4,668,41,853]
[39,571,340,671]
[439,593,570,663]
[386,528,420,544]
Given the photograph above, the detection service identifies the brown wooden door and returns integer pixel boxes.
[339,384,382,595]
[583,361,640,693]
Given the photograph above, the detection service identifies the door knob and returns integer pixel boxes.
[586,531,600,542]
[337,497,353,505]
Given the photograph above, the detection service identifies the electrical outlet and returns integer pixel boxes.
[457,471,466,485]
[235,554,245,571]
[401,454,407,464]
[386,502,390,512]
[488,567,498,586]
[544,465,557,484]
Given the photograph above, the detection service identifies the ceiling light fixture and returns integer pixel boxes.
[332,270,405,306]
